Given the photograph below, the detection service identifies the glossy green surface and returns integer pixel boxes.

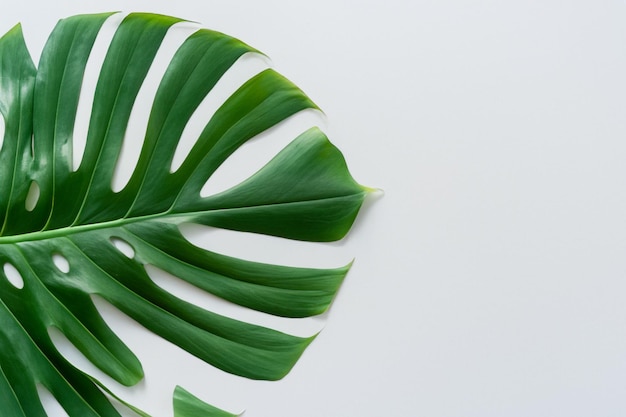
[174,386,240,417]
[0,12,367,416]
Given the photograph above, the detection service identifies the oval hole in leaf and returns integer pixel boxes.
[110,237,135,258]
[3,262,24,289]
[36,384,69,417]
[112,21,200,192]
[170,52,271,173]
[52,253,70,273]
[25,180,40,211]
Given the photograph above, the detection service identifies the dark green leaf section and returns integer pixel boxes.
[40,13,184,229]
[32,13,115,234]
[0,11,368,416]
[0,25,123,417]
[66,230,315,380]
[0,270,123,416]
[174,386,240,417]
[0,24,37,236]
[171,69,320,214]
[121,29,258,217]
[197,127,368,241]
[4,240,143,386]
[123,222,349,318]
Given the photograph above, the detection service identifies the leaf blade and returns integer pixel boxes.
[0,11,371,415]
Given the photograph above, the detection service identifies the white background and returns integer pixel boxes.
[3,1,626,416]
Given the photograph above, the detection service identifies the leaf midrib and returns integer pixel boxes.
[0,192,364,244]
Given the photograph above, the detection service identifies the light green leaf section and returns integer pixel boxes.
[174,386,240,417]
[0,12,368,416]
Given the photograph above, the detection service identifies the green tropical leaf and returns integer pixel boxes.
[0,12,368,416]
[173,386,240,417]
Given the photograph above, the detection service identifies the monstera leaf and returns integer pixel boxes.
[0,11,368,417]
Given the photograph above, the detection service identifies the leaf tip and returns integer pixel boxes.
[361,185,384,196]
[0,22,25,43]
[174,385,243,417]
